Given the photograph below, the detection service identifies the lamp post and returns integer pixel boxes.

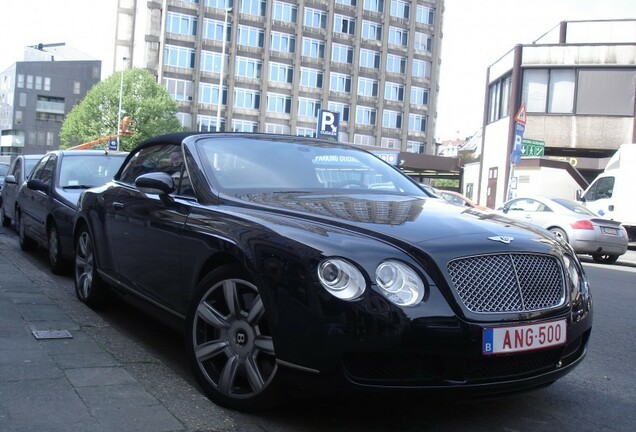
[117,57,128,151]
[216,8,231,132]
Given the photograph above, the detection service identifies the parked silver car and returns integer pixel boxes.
[1,155,44,228]
[498,195,628,264]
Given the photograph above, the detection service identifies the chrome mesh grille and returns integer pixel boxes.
[447,254,565,313]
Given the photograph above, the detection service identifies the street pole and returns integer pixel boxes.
[216,8,231,132]
[117,57,128,151]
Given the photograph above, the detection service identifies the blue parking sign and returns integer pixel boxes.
[108,139,118,151]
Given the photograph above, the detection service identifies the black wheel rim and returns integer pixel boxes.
[192,278,277,400]
[75,232,94,300]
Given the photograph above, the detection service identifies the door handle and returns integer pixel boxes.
[112,202,124,211]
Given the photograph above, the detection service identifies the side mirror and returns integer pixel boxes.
[575,190,584,202]
[4,175,16,184]
[135,172,175,195]
[26,178,50,193]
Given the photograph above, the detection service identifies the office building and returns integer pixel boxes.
[0,43,101,156]
[113,0,445,156]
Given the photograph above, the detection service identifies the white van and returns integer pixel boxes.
[577,144,636,243]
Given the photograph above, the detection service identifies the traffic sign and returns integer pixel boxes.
[316,109,339,141]
[514,104,527,125]
[108,139,118,151]
[521,139,545,157]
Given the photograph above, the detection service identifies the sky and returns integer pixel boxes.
[1,0,635,141]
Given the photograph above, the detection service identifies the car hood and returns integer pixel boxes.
[222,192,563,255]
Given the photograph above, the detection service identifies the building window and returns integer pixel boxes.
[386,54,406,74]
[176,112,192,129]
[46,132,54,146]
[163,78,194,101]
[488,74,512,123]
[298,97,321,117]
[300,67,323,88]
[334,15,355,35]
[363,0,384,13]
[232,119,259,133]
[44,77,51,91]
[201,51,227,73]
[273,1,297,23]
[296,127,316,138]
[235,57,262,79]
[239,0,266,17]
[271,31,296,53]
[199,82,226,105]
[336,0,357,6]
[359,49,380,69]
[388,26,408,46]
[407,140,425,154]
[15,110,22,125]
[92,66,100,79]
[203,18,230,42]
[26,75,33,89]
[328,101,350,122]
[414,32,433,52]
[332,43,353,64]
[35,76,42,90]
[576,69,636,116]
[381,137,400,149]
[167,12,197,36]
[234,88,260,110]
[362,21,382,41]
[266,122,291,134]
[416,5,434,25]
[269,62,293,83]
[330,73,352,93]
[302,37,325,58]
[164,45,196,68]
[410,86,429,105]
[358,77,379,97]
[522,69,575,114]
[385,82,405,101]
[17,74,24,88]
[408,113,427,132]
[205,0,230,7]
[356,106,377,125]
[412,59,431,79]
[382,110,402,128]
[73,81,81,94]
[390,0,409,19]
[19,92,27,107]
[267,93,292,113]
[304,8,327,29]
[237,25,265,48]
[198,114,224,132]
[354,134,375,146]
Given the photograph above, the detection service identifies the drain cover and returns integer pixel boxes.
[32,330,73,340]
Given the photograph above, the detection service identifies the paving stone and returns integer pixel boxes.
[65,366,137,387]
[35,330,105,355]
[89,403,184,432]
[16,304,71,322]
[51,351,120,369]
[3,292,54,305]
[0,358,63,382]
[77,383,161,409]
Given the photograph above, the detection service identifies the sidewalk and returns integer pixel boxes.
[0,229,237,432]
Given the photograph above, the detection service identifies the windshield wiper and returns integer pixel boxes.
[62,185,95,190]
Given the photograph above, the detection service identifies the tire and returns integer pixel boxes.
[74,226,110,309]
[0,205,10,227]
[549,227,568,244]
[592,253,619,264]
[48,223,66,274]
[17,209,37,251]
[186,265,281,412]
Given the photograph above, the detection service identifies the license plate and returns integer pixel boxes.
[601,227,619,235]
[483,319,567,355]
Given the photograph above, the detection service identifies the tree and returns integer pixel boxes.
[60,68,184,151]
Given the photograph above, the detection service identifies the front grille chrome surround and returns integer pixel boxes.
[447,253,566,313]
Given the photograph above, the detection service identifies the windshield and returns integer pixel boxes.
[59,154,127,188]
[552,197,597,216]
[196,136,424,195]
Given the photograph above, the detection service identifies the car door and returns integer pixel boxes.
[582,175,615,219]
[19,154,56,244]
[105,143,192,311]
[2,157,23,220]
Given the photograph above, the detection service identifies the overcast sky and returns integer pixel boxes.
[1,0,635,141]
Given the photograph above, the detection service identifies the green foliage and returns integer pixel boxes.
[60,68,183,151]
[432,179,460,189]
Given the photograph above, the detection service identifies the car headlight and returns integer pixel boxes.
[563,254,590,300]
[318,258,366,301]
[375,260,425,306]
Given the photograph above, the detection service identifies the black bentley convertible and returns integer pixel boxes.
[73,132,592,411]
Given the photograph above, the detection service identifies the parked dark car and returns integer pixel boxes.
[17,150,127,273]
[1,154,44,228]
[73,133,592,412]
